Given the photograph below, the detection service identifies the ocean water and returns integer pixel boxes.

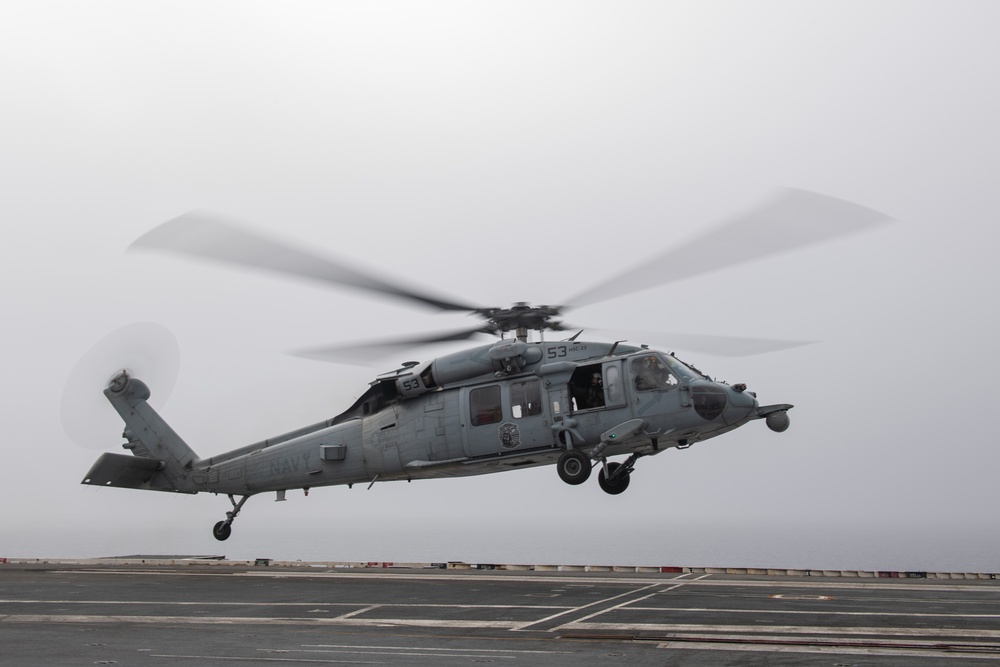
[7,519,999,573]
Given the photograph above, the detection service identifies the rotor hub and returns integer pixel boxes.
[476,302,565,335]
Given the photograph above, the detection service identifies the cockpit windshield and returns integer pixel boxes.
[629,352,702,391]
[660,354,701,382]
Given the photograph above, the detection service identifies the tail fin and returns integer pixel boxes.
[81,372,199,493]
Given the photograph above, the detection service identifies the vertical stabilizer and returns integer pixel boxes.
[86,371,201,491]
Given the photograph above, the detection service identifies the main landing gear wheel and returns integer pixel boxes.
[557,450,592,485]
[213,521,232,541]
[598,462,631,495]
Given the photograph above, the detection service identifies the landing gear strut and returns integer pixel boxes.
[213,494,251,541]
[598,453,641,495]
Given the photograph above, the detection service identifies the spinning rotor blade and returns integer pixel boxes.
[587,329,814,357]
[60,322,180,449]
[566,188,893,308]
[131,212,476,312]
[289,327,491,364]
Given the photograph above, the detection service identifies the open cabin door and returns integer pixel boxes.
[460,378,554,458]
[569,358,627,412]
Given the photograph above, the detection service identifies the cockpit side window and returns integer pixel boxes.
[631,354,678,391]
[470,385,502,425]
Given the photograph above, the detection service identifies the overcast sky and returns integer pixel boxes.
[2,1,998,569]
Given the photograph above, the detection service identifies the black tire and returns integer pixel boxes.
[598,462,630,495]
[213,521,232,541]
[557,450,592,485]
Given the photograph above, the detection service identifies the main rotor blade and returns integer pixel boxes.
[131,212,476,312]
[565,188,893,308]
[289,327,491,364]
[596,329,814,357]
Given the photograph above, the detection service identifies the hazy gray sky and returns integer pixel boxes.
[2,1,998,568]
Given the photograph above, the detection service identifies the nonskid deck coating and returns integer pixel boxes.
[2,560,1000,666]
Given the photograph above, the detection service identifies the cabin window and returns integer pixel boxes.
[470,385,502,426]
[510,380,542,419]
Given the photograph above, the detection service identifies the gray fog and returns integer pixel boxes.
[2,1,998,570]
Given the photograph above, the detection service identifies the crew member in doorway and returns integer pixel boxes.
[584,373,605,409]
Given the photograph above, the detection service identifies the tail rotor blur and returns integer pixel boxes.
[60,322,180,450]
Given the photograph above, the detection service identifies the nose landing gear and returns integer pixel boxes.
[213,494,251,541]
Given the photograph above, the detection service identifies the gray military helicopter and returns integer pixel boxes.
[80,189,891,541]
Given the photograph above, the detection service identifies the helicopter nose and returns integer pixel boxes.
[723,384,758,426]
[691,381,756,424]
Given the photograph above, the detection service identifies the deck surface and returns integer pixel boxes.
[2,561,999,665]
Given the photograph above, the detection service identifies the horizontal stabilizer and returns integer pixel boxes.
[81,453,188,492]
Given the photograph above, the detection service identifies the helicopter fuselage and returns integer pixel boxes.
[84,339,791,526]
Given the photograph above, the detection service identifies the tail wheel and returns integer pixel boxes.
[213,521,232,541]
[598,462,631,495]
[557,450,592,485]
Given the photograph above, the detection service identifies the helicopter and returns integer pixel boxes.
[80,189,891,541]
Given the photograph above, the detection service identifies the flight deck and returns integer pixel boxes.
[2,559,999,666]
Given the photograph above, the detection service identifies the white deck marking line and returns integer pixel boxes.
[546,572,710,632]
[647,632,1000,648]
[562,621,1000,639]
[0,614,521,629]
[291,618,524,629]
[669,578,999,593]
[624,605,1000,619]
[660,574,712,593]
[512,581,664,631]
[653,642,1000,660]
[0,599,565,611]
[0,599,358,607]
[555,590,663,630]
[333,605,381,620]
[303,644,573,655]
[814,594,1000,607]
[263,648,517,660]
[151,655,384,664]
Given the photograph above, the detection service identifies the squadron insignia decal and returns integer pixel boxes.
[498,422,521,449]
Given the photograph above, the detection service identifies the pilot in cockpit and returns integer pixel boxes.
[633,355,672,390]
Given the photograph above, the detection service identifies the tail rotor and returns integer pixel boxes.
[60,322,180,450]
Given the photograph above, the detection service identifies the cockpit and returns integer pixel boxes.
[629,352,699,390]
